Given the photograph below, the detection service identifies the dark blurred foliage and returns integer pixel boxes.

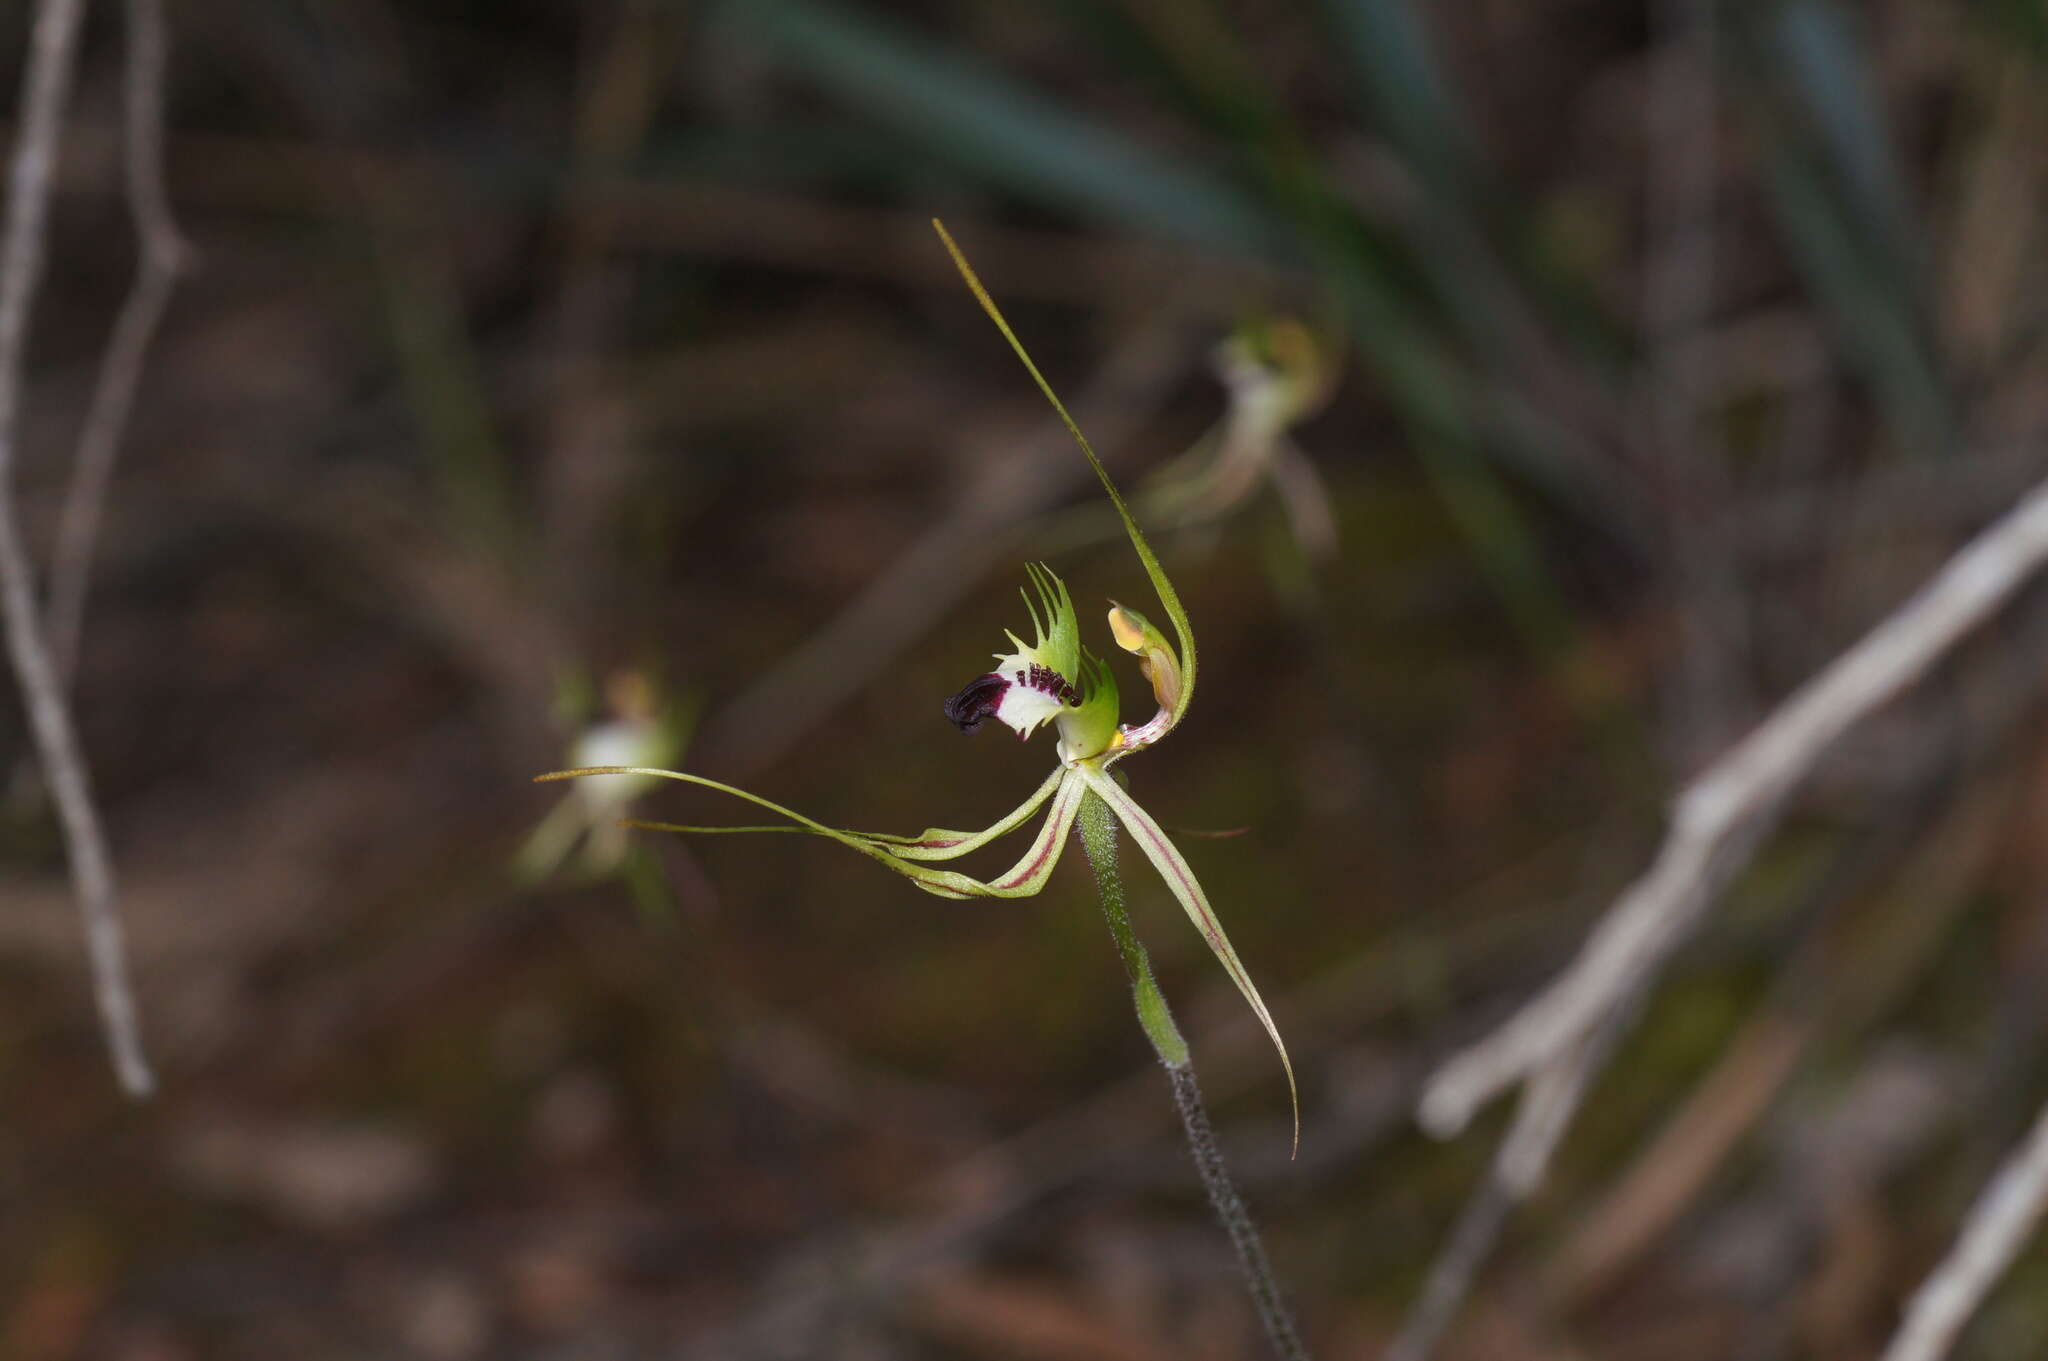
[4,0,2048,1357]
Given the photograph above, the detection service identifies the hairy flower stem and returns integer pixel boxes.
[1076,787,1310,1361]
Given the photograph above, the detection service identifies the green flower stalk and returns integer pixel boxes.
[536,220,1297,1149]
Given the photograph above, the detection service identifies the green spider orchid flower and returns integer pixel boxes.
[538,221,1295,1142]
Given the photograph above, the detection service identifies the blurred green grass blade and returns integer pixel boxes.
[1726,0,1955,455]
[1327,246,1641,551]
[1771,0,1925,281]
[1333,262,1653,772]
[1315,0,1484,204]
[713,0,1284,255]
[1760,142,1957,457]
[1047,0,1287,142]
[1312,0,1634,484]
[1316,0,1645,401]
[1067,0,1583,403]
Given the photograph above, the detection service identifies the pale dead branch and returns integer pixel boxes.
[47,0,188,684]
[0,0,152,1094]
[1421,473,2048,1140]
[1397,470,2048,1354]
[1879,1096,2048,1361]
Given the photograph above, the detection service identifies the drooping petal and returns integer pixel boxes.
[640,764,1067,863]
[541,765,1088,903]
[540,765,1023,900]
[1077,764,1298,1152]
[895,768,1087,900]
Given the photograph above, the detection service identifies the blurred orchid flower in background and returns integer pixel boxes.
[1031,311,1340,598]
[515,670,685,883]
[1143,315,1339,559]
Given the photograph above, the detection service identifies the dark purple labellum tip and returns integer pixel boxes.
[943,673,1008,734]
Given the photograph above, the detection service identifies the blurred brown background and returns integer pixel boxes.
[4,0,2048,1357]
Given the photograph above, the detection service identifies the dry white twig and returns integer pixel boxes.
[1422,472,2048,1138]
[48,0,187,684]
[0,0,153,1095]
[1879,1097,2048,1361]
[1387,16,1730,1352]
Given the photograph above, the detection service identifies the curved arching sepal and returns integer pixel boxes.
[1076,764,1299,1154]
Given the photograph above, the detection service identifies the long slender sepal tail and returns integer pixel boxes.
[1077,764,1299,1154]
